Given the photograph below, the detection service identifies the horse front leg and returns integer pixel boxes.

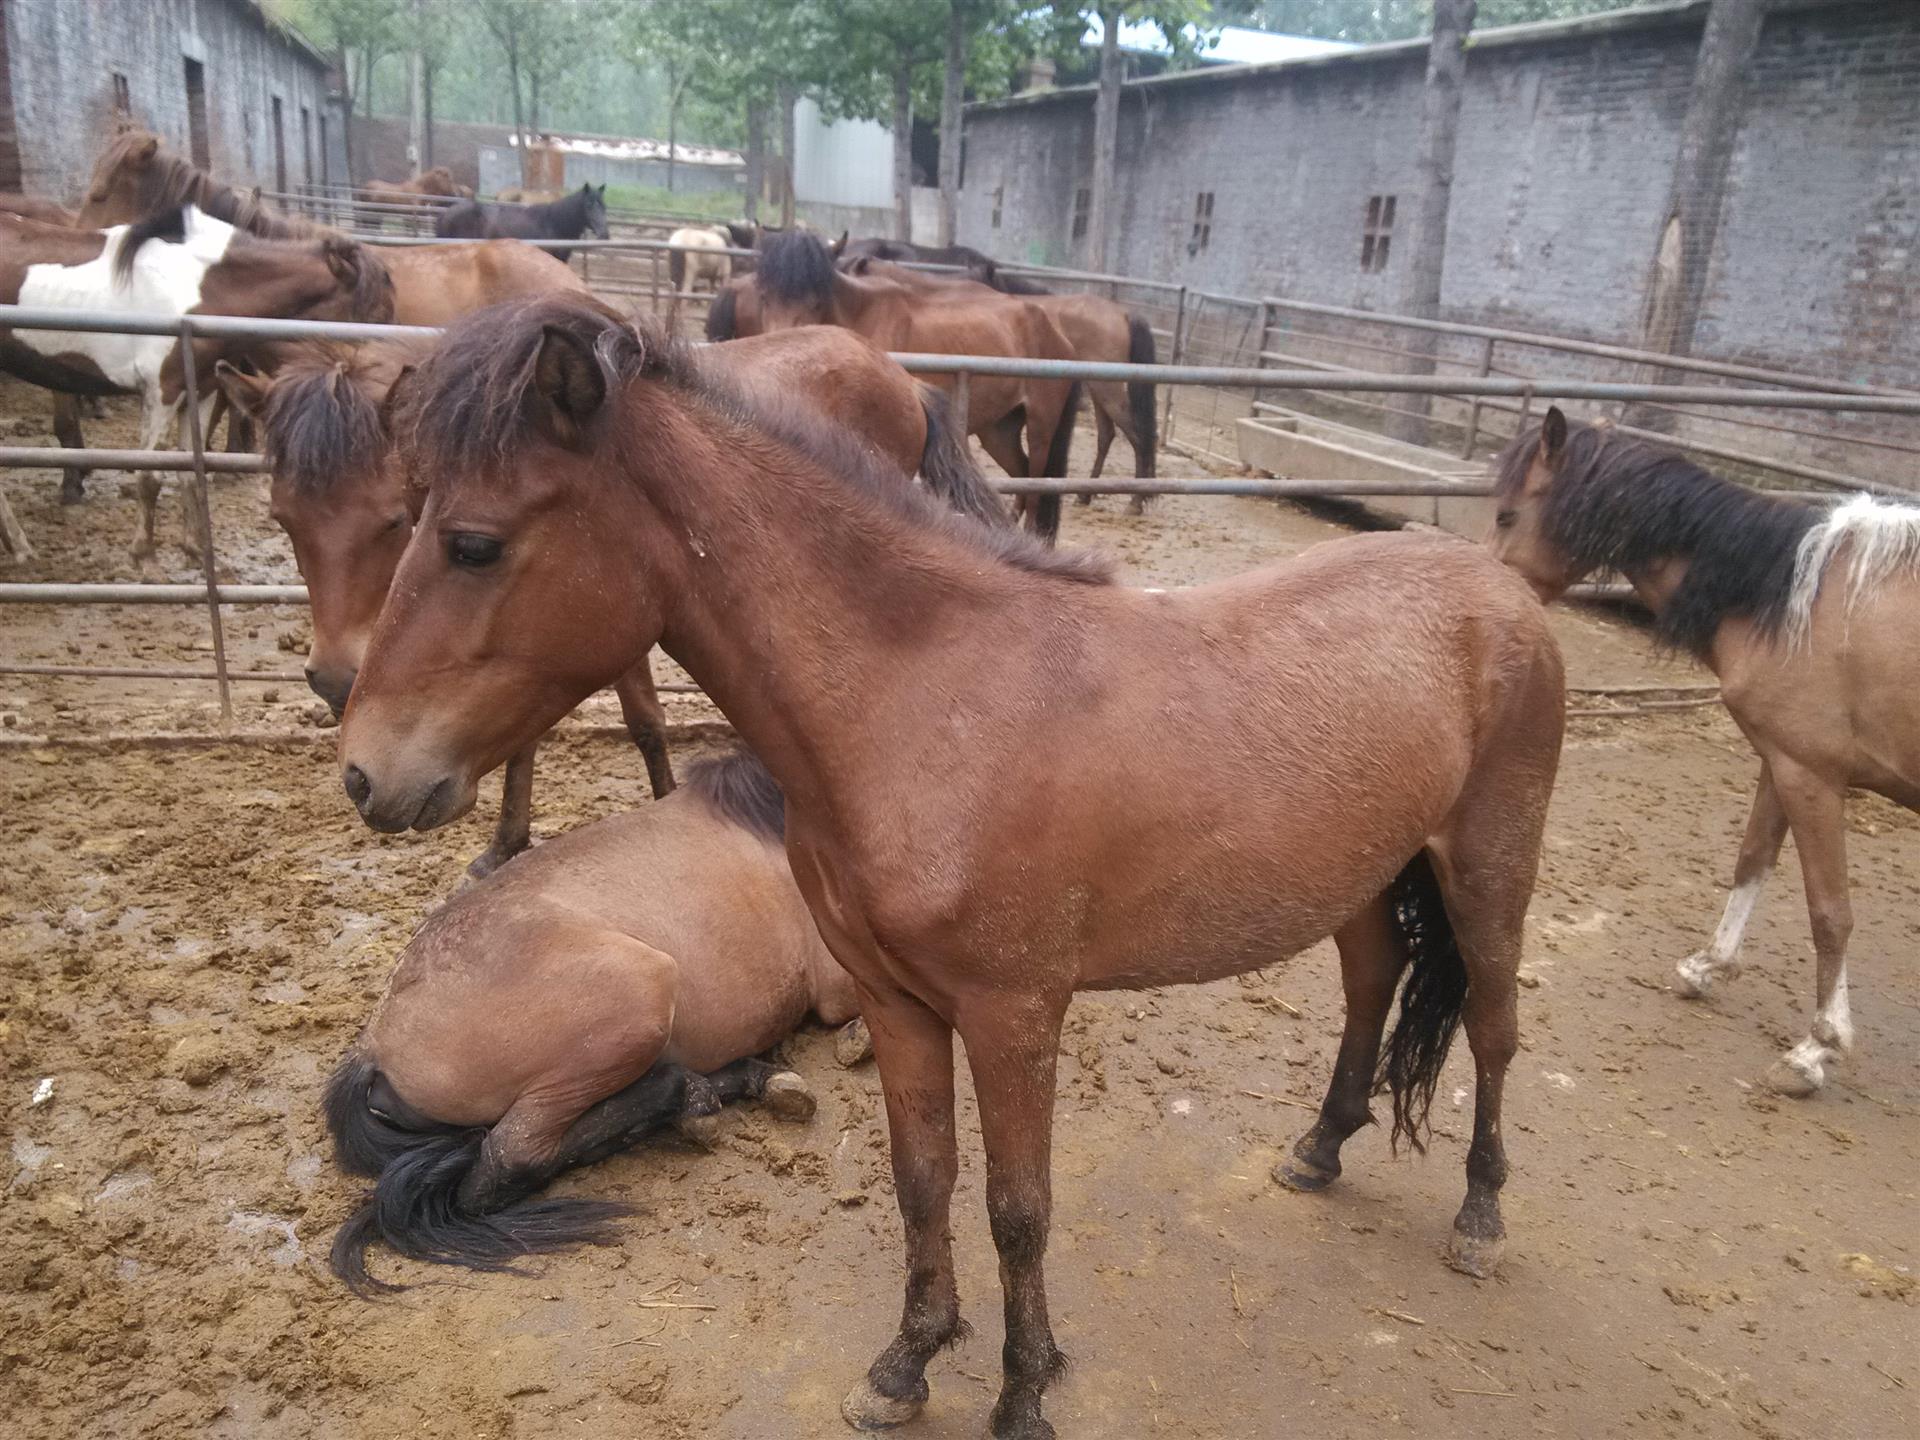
[467,741,538,879]
[614,655,676,798]
[128,392,181,562]
[1278,896,1407,1192]
[962,1005,1069,1440]
[843,990,963,1431]
[1676,762,1788,997]
[1763,760,1854,1097]
[52,393,89,503]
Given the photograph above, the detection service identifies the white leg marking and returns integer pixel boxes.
[1770,968,1852,1097]
[1676,878,1764,996]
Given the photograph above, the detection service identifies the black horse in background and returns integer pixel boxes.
[835,235,1052,295]
[436,183,609,263]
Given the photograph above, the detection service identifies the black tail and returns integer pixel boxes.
[323,1049,630,1297]
[112,204,189,284]
[1374,850,1468,1154]
[917,384,1010,528]
[1030,381,1083,545]
[1126,314,1158,480]
[705,285,738,341]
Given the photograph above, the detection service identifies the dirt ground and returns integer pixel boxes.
[3,385,1917,1439]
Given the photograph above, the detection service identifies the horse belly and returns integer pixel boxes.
[16,233,221,389]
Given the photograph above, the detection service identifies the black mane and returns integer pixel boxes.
[683,750,786,841]
[1495,419,1821,657]
[262,348,389,493]
[399,295,1111,586]
[756,230,837,310]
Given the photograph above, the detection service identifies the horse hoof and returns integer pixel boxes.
[834,1016,874,1068]
[60,480,84,505]
[841,1377,926,1431]
[762,1071,816,1122]
[1763,1055,1822,1098]
[1674,952,1736,998]
[1447,1228,1506,1279]
[675,1111,723,1150]
[1273,1155,1337,1193]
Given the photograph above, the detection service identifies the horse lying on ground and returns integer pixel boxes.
[1491,408,1920,1096]
[325,749,868,1295]
[338,297,1565,1439]
[665,225,731,330]
[436,183,609,264]
[218,311,1002,874]
[843,255,1159,501]
[709,231,1081,540]
[0,204,393,556]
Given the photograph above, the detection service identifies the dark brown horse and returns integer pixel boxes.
[1490,409,1920,1096]
[435,183,609,264]
[0,205,393,558]
[845,255,1159,497]
[708,230,1082,540]
[219,313,1001,874]
[338,297,1564,1439]
[326,750,863,1294]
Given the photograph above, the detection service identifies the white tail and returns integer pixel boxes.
[1787,493,1920,646]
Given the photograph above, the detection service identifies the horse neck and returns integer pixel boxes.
[627,403,1041,821]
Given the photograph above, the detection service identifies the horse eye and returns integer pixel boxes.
[448,533,503,568]
[384,514,410,535]
[1494,509,1518,530]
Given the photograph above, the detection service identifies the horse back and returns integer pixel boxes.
[434,201,488,239]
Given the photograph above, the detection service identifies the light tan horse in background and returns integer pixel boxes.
[1490,407,1920,1096]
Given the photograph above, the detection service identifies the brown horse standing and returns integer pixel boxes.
[356,167,463,227]
[845,255,1159,498]
[219,313,1000,874]
[337,298,1564,1438]
[1490,408,1920,1096]
[709,231,1082,540]
[326,750,862,1294]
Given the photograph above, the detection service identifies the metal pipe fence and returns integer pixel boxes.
[5,303,1919,722]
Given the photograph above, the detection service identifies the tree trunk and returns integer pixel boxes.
[778,82,797,228]
[407,35,424,172]
[665,72,684,193]
[743,99,766,223]
[1389,0,1475,447]
[529,68,541,137]
[362,47,375,118]
[507,53,525,182]
[1084,5,1122,270]
[891,62,913,242]
[423,63,434,168]
[338,46,356,184]
[1633,0,1766,419]
[937,1,968,247]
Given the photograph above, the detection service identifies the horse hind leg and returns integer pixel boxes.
[615,655,676,798]
[1277,896,1408,1192]
[52,394,89,504]
[1761,759,1854,1097]
[1676,764,1787,997]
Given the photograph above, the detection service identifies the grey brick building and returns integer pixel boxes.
[958,0,1919,389]
[0,0,348,203]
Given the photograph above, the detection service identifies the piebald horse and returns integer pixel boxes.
[708,230,1083,541]
[336,298,1565,1439]
[0,205,393,557]
[326,750,863,1295]
[218,312,1003,876]
[1490,408,1920,1096]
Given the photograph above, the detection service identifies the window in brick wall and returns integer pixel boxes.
[111,72,131,117]
[1360,193,1396,273]
[271,97,287,194]
[1070,186,1090,240]
[183,58,210,171]
[1189,190,1215,254]
[300,105,313,186]
[319,112,330,187]
[991,185,1003,229]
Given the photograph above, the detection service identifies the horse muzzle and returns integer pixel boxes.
[342,762,474,834]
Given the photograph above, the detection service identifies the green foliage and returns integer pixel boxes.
[1222,1,1646,44]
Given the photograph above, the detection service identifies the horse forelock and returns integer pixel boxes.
[1503,418,1821,656]
[401,294,1112,587]
[756,231,836,309]
[265,349,393,494]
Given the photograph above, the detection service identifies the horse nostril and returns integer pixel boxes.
[343,764,372,812]
[305,666,355,718]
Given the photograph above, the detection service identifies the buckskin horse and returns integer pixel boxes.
[325,749,864,1295]
[218,308,1003,875]
[435,183,609,264]
[707,230,1082,540]
[0,204,393,558]
[336,297,1564,1439]
[1490,407,1920,1096]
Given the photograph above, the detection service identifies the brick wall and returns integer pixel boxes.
[959,1,1920,393]
[3,0,346,203]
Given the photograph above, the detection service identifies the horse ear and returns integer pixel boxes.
[134,135,159,165]
[829,230,848,258]
[213,360,272,421]
[1541,406,1568,463]
[530,325,606,449]
[323,240,361,289]
[376,362,418,437]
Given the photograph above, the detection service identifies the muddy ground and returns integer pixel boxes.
[3,386,1917,1439]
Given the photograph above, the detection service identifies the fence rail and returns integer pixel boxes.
[4,301,1916,724]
